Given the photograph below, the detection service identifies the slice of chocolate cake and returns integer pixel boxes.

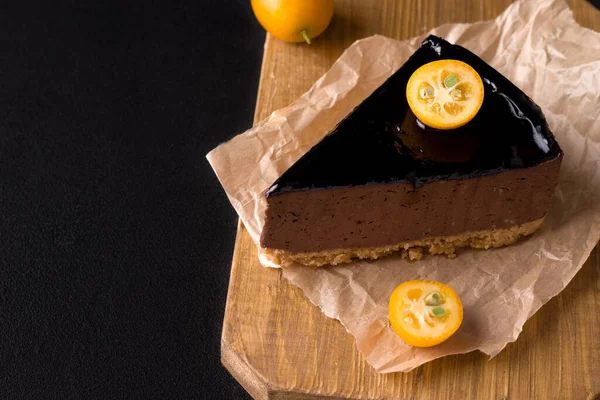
[260,35,563,267]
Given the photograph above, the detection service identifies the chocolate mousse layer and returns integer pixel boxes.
[261,157,561,253]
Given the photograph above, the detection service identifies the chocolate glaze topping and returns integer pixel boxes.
[266,35,562,197]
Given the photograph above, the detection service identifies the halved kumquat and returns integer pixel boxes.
[389,279,463,347]
[406,59,484,130]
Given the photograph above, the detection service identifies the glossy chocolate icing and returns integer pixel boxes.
[266,35,562,197]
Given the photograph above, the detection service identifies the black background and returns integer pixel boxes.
[1,0,261,398]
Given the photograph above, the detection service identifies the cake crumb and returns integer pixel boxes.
[408,248,423,261]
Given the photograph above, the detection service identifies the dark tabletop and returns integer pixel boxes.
[1,0,261,398]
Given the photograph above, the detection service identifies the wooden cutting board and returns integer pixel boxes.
[221,1,600,399]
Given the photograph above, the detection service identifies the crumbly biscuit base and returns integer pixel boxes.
[262,218,544,268]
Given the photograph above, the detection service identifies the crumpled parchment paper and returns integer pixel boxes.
[207,0,600,373]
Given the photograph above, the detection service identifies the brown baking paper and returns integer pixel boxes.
[207,0,600,373]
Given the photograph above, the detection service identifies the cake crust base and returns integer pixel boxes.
[262,217,544,268]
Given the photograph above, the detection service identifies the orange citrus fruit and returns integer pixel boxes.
[406,60,484,130]
[389,280,463,347]
[251,0,334,44]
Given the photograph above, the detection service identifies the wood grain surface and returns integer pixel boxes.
[221,1,600,399]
